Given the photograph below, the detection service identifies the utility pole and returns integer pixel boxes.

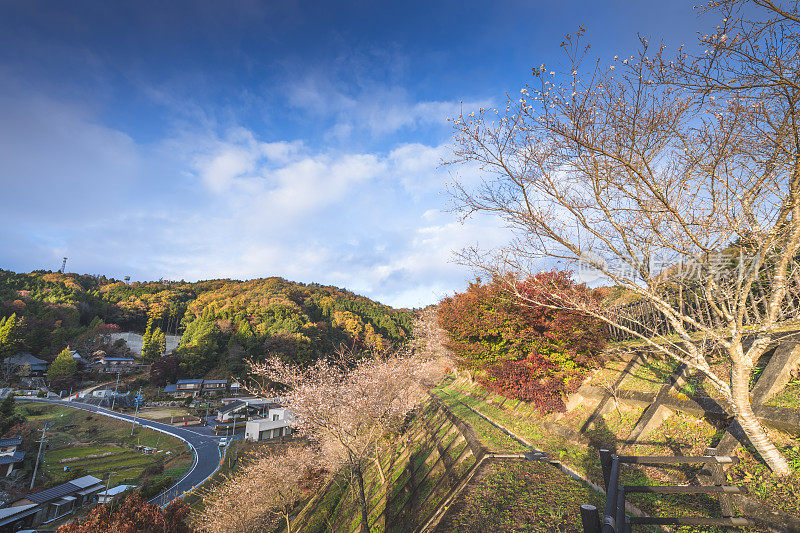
[130,386,142,436]
[104,471,114,503]
[110,372,120,411]
[30,425,49,490]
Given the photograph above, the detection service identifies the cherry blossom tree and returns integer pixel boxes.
[193,445,325,533]
[449,1,800,474]
[249,348,436,531]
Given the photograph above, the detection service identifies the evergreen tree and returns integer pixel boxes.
[142,324,166,361]
[154,327,166,357]
[0,314,22,359]
[141,318,154,355]
[48,346,78,381]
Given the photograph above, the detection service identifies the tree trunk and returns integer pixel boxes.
[373,441,386,485]
[354,461,371,532]
[285,512,291,533]
[731,360,792,476]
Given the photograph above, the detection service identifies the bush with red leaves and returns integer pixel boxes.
[438,271,607,413]
[57,492,192,533]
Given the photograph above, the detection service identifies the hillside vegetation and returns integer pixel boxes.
[0,269,411,377]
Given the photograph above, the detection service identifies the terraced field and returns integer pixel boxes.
[18,403,193,488]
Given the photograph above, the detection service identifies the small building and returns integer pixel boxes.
[4,353,48,376]
[0,437,25,476]
[91,356,136,373]
[244,407,294,442]
[202,379,227,393]
[9,474,103,526]
[69,350,89,366]
[0,504,39,530]
[163,384,178,395]
[97,484,136,504]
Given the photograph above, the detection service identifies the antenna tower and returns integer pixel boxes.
[59,257,67,273]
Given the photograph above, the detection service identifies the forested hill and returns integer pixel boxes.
[0,269,411,377]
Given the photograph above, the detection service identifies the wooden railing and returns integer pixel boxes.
[606,274,800,342]
[580,449,756,532]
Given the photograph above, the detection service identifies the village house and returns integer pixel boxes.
[91,356,137,373]
[3,353,48,376]
[176,379,203,396]
[0,474,104,529]
[0,437,25,476]
[201,379,227,394]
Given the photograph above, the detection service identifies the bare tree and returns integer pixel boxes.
[449,1,800,474]
[193,445,325,533]
[249,349,435,531]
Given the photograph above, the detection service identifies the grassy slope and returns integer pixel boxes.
[434,365,800,532]
[435,459,605,533]
[291,401,481,533]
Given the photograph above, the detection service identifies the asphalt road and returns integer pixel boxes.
[17,397,228,505]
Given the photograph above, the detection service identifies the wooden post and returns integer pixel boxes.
[580,505,601,533]
[599,449,613,490]
[705,447,734,517]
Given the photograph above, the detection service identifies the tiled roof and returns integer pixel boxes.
[5,353,47,366]
[0,437,22,447]
[70,475,103,489]
[0,451,25,465]
[26,475,102,503]
[163,384,178,393]
[177,379,203,384]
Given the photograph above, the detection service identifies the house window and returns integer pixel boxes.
[272,414,279,421]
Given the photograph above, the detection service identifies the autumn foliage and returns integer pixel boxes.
[58,492,191,533]
[438,271,607,412]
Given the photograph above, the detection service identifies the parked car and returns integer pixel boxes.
[218,437,229,447]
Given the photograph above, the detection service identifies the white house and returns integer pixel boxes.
[244,407,294,442]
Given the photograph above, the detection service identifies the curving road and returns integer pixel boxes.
[17,397,228,505]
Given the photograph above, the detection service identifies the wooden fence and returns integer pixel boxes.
[606,271,800,342]
[580,450,755,532]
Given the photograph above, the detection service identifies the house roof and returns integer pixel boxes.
[203,379,227,385]
[75,483,104,496]
[177,379,203,384]
[0,437,23,447]
[99,357,134,362]
[217,400,246,414]
[0,503,37,523]
[70,475,103,489]
[0,451,25,465]
[26,483,77,504]
[26,475,103,504]
[5,353,47,366]
[163,384,178,393]
[99,484,136,498]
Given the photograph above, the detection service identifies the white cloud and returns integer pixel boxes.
[0,85,510,308]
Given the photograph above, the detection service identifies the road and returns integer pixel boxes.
[17,397,229,505]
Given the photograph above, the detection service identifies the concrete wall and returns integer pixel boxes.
[109,332,181,355]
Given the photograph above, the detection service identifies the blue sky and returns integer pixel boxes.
[0,0,710,307]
